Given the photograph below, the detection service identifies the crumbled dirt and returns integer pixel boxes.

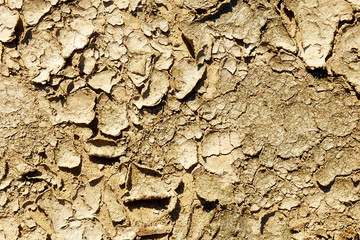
[1,0,360,239]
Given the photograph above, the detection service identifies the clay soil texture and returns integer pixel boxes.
[1,0,360,239]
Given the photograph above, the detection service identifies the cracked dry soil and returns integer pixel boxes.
[2,0,360,239]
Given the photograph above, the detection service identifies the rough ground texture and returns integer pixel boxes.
[2,0,360,239]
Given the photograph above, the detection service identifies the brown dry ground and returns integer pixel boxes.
[1,0,360,239]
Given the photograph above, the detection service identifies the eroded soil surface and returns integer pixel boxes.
[1,0,360,239]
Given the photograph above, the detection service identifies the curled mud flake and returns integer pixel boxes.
[349,202,360,221]
[103,187,128,224]
[113,0,129,9]
[87,70,117,93]
[180,23,213,63]
[125,31,153,55]
[129,0,140,11]
[170,136,198,170]
[201,132,220,157]
[219,132,234,155]
[58,30,89,58]
[107,8,124,26]
[56,144,81,169]
[53,221,84,240]
[128,55,148,76]
[222,57,237,75]
[315,148,360,187]
[70,18,95,37]
[97,93,129,137]
[279,198,301,210]
[136,224,173,237]
[15,163,35,177]
[134,70,169,108]
[0,161,6,180]
[215,69,240,96]
[80,49,96,74]
[37,193,73,231]
[0,218,19,240]
[155,52,173,71]
[284,0,353,69]
[127,55,152,87]
[150,16,169,33]
[254,170,277,196]
[108,42,127,61]
[0,6,19,43]
[122,164,180,203]
[184,0,217,9]
[51,88,96,124]
[171,59,206,99]
[194,171,244,205]
[262,18,297,53]
[209,1,268,55]
[7,0,23,9]
[261,212,289,237]
[327,179,360,203]
[85,139,126,158]
[73,197,96,220]
[58,19,94,58]
[269,51,301,73]
[202,150,239,181]
[114,229,136,240]
[32,70,50,84]
[20,31,64,81]
[327,23,360,92]
[23,0,52,26]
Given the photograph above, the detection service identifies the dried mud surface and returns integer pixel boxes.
[1,0,360,239]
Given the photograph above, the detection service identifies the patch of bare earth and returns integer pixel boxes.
[1,0,360,239]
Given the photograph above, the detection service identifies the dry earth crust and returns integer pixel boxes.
[2,0,360,239]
